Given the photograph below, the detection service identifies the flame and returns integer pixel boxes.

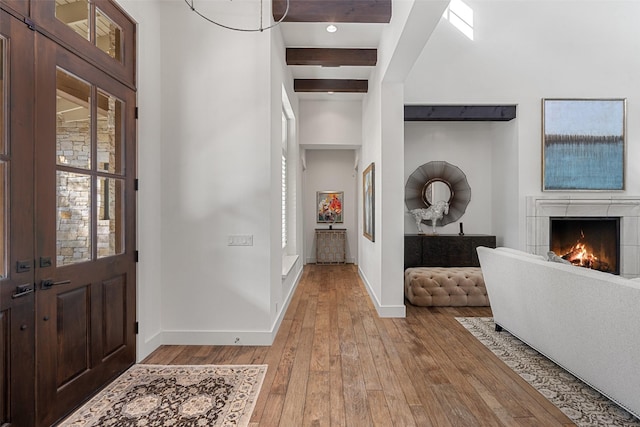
[562,242,599,268]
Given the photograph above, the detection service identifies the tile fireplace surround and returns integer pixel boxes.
[526,196,640,278]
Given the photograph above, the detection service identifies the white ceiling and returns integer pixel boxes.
[279,22,387,101]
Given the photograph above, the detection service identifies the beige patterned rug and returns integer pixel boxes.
[58,364,267,427]
[457,317,639,426]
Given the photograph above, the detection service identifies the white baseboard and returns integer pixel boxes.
[358,266,406,318]
[137,330,163,362]
[157,265,304,347]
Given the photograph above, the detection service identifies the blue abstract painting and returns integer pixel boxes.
[543,99,625,191]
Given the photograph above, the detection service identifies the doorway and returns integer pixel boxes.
[0,2,137,425]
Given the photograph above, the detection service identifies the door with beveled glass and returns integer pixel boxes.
[0,1,137,425]
[33,33,137,427]
[0,9,36,427]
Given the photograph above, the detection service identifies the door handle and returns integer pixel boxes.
[41,279,71,290]
[12,284,34,299]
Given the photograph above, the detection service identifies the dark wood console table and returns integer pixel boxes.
[405,234,496,268]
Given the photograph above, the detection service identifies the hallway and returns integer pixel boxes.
[143,264,573,426]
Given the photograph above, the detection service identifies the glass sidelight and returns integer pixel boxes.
[55,67,125,266]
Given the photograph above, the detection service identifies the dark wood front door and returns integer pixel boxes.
[33,34,137,427]
[0,9,36,427]
[1,4,137,424]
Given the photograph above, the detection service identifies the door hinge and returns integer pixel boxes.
[135,251,139,263]
[134,179,139,191]
[135,107,139,119]
[135,321,139,334]
[24,18,36,31]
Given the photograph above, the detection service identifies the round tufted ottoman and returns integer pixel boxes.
[404,267,489,306]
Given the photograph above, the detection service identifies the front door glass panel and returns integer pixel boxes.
[57,69,91,170]
[55,0,90,41]
[97,89,123,175]
[95,8,122,62]
[97,177,123,258]
[56,171,91,265]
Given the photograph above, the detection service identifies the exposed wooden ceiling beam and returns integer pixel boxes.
[286,48,377,67]
[273,0,391,23]
[404,105,517,121]
[294,79,368,93]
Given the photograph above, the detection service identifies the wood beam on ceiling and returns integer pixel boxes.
[294,79,368,93]
[273,0,392,23]
[286,48,377,67]
[404,105,517,121]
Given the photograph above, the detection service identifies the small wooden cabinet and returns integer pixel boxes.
[316,229,346,264]
[405,234,496,268]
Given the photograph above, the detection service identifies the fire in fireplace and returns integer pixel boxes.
[549,217,620,275]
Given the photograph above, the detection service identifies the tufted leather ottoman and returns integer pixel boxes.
[404,267,489,306]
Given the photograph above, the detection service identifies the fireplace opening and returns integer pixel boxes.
[549,217,620,275]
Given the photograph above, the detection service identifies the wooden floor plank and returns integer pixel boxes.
[143,264,577,426]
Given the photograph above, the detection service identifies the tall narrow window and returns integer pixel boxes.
[281,111,288,249]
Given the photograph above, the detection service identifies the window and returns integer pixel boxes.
[443,0,474,41]
[281,111,288,249]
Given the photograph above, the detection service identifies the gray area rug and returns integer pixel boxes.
[457,317,640,426]
[58,364,267,427]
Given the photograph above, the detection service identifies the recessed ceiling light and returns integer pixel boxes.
[327,91,335,95]
[326,24,337,33]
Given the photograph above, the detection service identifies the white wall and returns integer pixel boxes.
[404,121,509,238]
[359,0,449,318]
[303,150,358,263]
[299,100,362,149]
[115,0,164,361]
[405,0,640,248]
[117,0,302,357]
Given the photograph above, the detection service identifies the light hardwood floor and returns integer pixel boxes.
[142,264,575,426]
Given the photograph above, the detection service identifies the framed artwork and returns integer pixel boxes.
[543,98,626,191]
[363,163,375,241]
[317,191,343,223]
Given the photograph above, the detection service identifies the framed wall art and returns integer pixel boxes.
[363,163,375,241]
[543,98,626,191]
[317,191,343,223]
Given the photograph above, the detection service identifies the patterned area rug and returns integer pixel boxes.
[457,317,640,426]
[58,364,267,427]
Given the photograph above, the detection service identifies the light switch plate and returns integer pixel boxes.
[228,235,253,246]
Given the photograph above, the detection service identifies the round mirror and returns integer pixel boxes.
[422,179,453,206]
[405,161,471,226]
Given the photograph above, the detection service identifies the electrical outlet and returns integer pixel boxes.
[227,235,253,246]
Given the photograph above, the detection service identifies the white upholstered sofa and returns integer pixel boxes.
[477,246,640,419]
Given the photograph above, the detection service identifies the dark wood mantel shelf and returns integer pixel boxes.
[404,105,517,122]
